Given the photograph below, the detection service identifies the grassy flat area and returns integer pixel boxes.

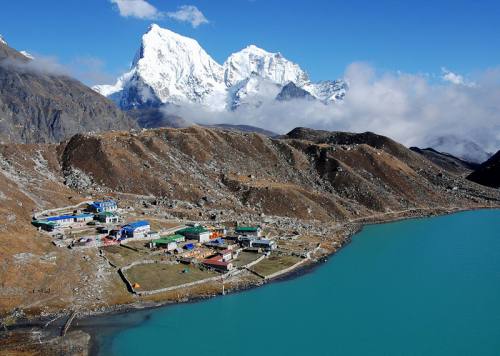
[102,245,145,267]
[124,263,217,292]
[123,240,152,252]
[232,251,263,268]
[251,255,302,277]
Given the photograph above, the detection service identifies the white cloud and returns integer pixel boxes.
[166,5,209,28]
[0,54,70,76]
[0,53,116,86]
[110,1,209,27]
[111,0,160,20]
[163,62,500,157]
[441,67,476,87]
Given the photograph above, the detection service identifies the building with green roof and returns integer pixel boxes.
[177,226,211,242]
[235,226,262,237]
[97,211,119,224]
[32,220,57,232]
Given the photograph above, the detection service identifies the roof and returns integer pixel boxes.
[235,226,260,232]
[253,239,273,244]
[46,215,75,222]
[177,226,210,235]
[32,220,56,226]
[98,211,118,217]
[152,238,178,245]
[74,213,94,219]
[91,200,117,207]
[203,257,229,267]
[158,234,184,242]
[123,220,150,230]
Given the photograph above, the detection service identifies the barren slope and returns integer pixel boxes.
[0,126,499,317]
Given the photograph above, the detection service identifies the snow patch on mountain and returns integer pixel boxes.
[304,80,348,102]
[229,74,281,110]
[19,51,34,60]
[223,45,309,87]
[0,35,6,45]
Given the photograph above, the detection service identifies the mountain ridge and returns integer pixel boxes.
[0,39,137,144]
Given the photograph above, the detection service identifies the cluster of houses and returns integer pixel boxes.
[32,199,120,232]
[147,224,277,272]
[32,200,278,274]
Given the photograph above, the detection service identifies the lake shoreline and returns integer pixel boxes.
[2,205,498,355]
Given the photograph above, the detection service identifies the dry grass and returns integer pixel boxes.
[124,263,217,292]
[232,251,263,268]
[251,255,302,277]
[102,245,145,268]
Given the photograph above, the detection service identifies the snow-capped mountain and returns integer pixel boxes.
[304,80,348,102]
[228,74,281,110]
[95,24,227,110]
[223,45,309,87]
[94,24,347,111]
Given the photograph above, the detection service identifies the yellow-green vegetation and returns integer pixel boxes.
[124,263,218,291]
[123,240,152,252]
[232,251,263,268]
[251,255,302,277]
[102,245,145,268]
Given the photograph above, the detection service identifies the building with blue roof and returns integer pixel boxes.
[88,200,118,213]
[33,213,94,231]
[121,220,150,239]
[73,213,94,223]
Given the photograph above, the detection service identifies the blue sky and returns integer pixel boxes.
[1,0,499,84]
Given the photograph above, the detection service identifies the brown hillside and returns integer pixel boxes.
[0,126,499,317]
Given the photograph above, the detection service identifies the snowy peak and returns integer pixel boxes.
[94,24,226,110]
[223,45,309,87]
[94,24,347,111]
[0,34,6,45]
[304,80,348,103]
[131,23,225,106]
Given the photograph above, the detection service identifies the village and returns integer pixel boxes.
[31,199,319,296]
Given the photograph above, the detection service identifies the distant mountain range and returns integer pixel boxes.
[93,24,347,111]
[0,29,495,166]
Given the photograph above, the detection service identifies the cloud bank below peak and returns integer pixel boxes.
[164,62,500,160]
[110,0,209,28]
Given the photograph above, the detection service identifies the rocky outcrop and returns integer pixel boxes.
[467,150,500,188]
[410,147,479,175]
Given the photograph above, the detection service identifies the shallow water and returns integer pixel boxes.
[92,210,500,356]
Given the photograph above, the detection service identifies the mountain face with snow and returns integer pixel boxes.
[94,24,347,112]
[223,44,309,88]
[94,24,227,110]
[428,135,493,164]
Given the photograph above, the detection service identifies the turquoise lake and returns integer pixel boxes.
[90,209,500,356]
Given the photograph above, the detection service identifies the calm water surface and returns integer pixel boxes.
[92,210,500,356]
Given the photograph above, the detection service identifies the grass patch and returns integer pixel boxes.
[102,245,145,267]
[251,255,302,277]
[232,251,263,268]
[124,263,217,291]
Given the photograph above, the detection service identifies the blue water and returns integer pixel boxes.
[93,210,500,356]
